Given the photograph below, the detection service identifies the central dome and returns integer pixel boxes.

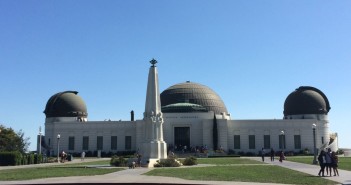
[160,82,228,114]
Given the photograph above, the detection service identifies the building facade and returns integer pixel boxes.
[42,63,338,157]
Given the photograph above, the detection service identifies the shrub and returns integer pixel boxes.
[303,148,310,155]
[182,156,198,166]
[337,149,344,155]
[0,151,22,166]
[154,158,181,167]
[228,149,236,155]
[34,154,43,164]
[110,155,127,167]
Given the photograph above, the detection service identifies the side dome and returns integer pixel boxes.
[284,86,330,116]
[160,81,228,114]
[44,91,88,118]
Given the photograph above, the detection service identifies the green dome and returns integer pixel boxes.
[284,86,330,116]
[161,82,228,114]
[44,91,88,118]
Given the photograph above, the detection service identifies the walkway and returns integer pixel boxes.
[1,157,350,185]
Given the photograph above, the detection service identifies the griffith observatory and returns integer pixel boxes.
[41,59,338,165]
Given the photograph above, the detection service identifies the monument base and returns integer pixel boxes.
[141,140,167,167]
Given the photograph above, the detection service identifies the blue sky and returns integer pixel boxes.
[1,1,350,150]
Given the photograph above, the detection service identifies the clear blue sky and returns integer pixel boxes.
[1,1,350,151]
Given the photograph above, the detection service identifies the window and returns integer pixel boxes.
[48,138,51,146]
[111,136,117,150]
[82,136,89,150]
[264,135,270,149]
[249,135,255,149]
[234,135,240,149]
[321,137,324,144]
[279,135,286,149]
[97,136,103,150]
[294,135,301,149]
[125,136,131,150]
[68,136,75,150]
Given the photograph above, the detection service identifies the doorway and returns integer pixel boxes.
[174,127,190,150]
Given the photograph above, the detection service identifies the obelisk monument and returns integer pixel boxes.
[142,59,167,167]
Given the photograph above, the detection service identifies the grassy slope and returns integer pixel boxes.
[287,156,351,171]
[0,166,123,181]
[145,165,337,185]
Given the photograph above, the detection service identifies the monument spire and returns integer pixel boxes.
[141,58,167,167]
[144,58,162,120]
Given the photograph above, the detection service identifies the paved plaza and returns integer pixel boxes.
[1,157,350,185]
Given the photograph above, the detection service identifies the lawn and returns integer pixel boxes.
[0,166,123,181]
[63,159,111,167]
[197,157,264,165]
[287,156,351,171]
[145,165,338,185]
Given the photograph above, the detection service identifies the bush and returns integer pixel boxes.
[154,158,181,167]
[0,151,22,166]
[182,156,198,166]
[110,155,127,167]
[228,149,236,155]
[337,149,344,155]
[34,154,43,164]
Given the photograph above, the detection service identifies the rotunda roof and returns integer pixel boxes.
[160,81,228,114]
[44,91,88,118]
[284,86,330,116]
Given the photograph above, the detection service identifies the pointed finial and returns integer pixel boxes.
[150,58,157,67]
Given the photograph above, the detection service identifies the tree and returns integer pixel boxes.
[0,125,30,154]
[213,114,218,151]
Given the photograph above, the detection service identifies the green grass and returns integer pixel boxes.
[287,156,351,171]
[145,165,337,185]
[0,166,123,181]
[63,159,111,167]
[197,157,264,165]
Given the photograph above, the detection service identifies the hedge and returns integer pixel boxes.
[0,151,22,166]
[0,152,43,166]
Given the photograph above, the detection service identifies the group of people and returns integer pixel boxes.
[261,148,285,162]
[317,148,339,177]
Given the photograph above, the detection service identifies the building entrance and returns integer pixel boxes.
[174,127,190,151]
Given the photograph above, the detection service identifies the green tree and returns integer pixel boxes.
[0,125,30,154]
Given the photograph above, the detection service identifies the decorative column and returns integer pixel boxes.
[141,59,167,167]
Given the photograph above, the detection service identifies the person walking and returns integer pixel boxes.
[261,148,265,162]
[270,148,275,161]
[81,151,86,161]
[331,151,339,176]
[325,148,333,176]
[279,151,285,163]
[317,150,326,176]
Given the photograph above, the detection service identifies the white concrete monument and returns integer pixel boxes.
[141,59,167,167]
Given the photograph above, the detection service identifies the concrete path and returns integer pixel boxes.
[1,157,350,185]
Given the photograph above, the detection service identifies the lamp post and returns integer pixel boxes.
[280,130,285,150]
[57,134,60,163]
[312,123,318,164]
[39,126,42,155]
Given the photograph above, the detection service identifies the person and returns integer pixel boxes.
[279,151,285,163]
[270,148,275,161]
[60,151,67,163]
[325,148,332,176]
[137,154,142,167]
[331,151,339,176]
[261,148,265,162]
[317,150,326,176]
[81,151,86,161]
